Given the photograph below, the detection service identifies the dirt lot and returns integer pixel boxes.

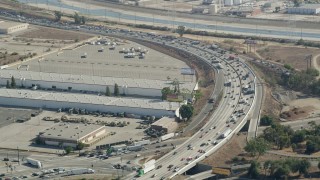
[18,26,94,41]
[281,98,320,120]
[257,45,320,70]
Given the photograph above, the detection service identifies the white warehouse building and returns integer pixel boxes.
[0,21,29,34]
[287,4,320,14]
[0,88,180,118]
[0,70,197,98]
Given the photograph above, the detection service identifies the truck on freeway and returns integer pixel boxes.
[66,168,95,175]
[26,158,42,168]
[220,128,232,139]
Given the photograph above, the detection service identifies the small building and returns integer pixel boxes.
[287,4,320,14]
[150,117,178,134]
[38,123,108,148]
[0,21,29,34]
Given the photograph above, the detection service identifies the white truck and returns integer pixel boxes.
[26,158,42,169]
[133,140,150,146]
[220,128,232,139]
[66,168,95,175]
[159,133,175,142]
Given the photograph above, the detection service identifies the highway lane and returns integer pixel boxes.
[123,37,255,179]
[17,0,320,41]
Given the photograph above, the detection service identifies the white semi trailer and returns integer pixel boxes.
[26,158,42,168]
[66,168,95,175]
[220,128,232,139]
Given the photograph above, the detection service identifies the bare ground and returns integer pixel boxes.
[17,26,94,41]
[257,45,320,70]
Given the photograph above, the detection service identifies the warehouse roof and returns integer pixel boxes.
[288,4,320,9]
[0,21,28,29]
[0,69,196,92]
[0,88,180,110]
[39,123,106,141]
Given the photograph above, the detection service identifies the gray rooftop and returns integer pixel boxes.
[0,88,180,110]
[0,69,196,92]
[0,21,28,29]
[289,4,320,9]
[39,123,106,141]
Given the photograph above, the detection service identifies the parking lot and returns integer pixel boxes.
[0,107,40,128]
[0,109,148,153]
[9,38,192,81]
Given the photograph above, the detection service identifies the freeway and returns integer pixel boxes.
[16,0,320,41]
[0,12,262,179]
[92,31,257,179]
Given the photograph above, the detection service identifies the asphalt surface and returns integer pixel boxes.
[17,0,320,41]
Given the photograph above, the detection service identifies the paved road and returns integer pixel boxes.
[110,34,257,179]
[187,170,215,180]
[17,0,320,41]
[247,66,264,141]
[257,117,320,135]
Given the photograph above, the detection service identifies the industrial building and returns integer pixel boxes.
[0,21,29,34]
[0,88,179,118]
[150,117,178,134]
[0,70,197,98]
[287,4,320,14]
[38,123,108,148]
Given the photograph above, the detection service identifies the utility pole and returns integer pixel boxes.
[17,147,20,165]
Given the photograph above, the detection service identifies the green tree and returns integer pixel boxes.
[76,142,85,150]
[273,165,290,179]
[293,0,304,7]
[176,25,186,37]
[6,80,10,89]
[105,86,111,96]
[161,87,172,100]
[247,161,260,179]
[263,160,272,176]
[260,115,273,126]
[114,83,119,96]
[179,104,194,120]
[54,11,62,22]
[64,146,73,154]
[291,130,305,144]
[306,68,319,77]
[11,76,16,88]
[73,12,81,24]
[298,159,310,176]
[284,64,293,70]
[245,138,270,159]
[194,90,202,101]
